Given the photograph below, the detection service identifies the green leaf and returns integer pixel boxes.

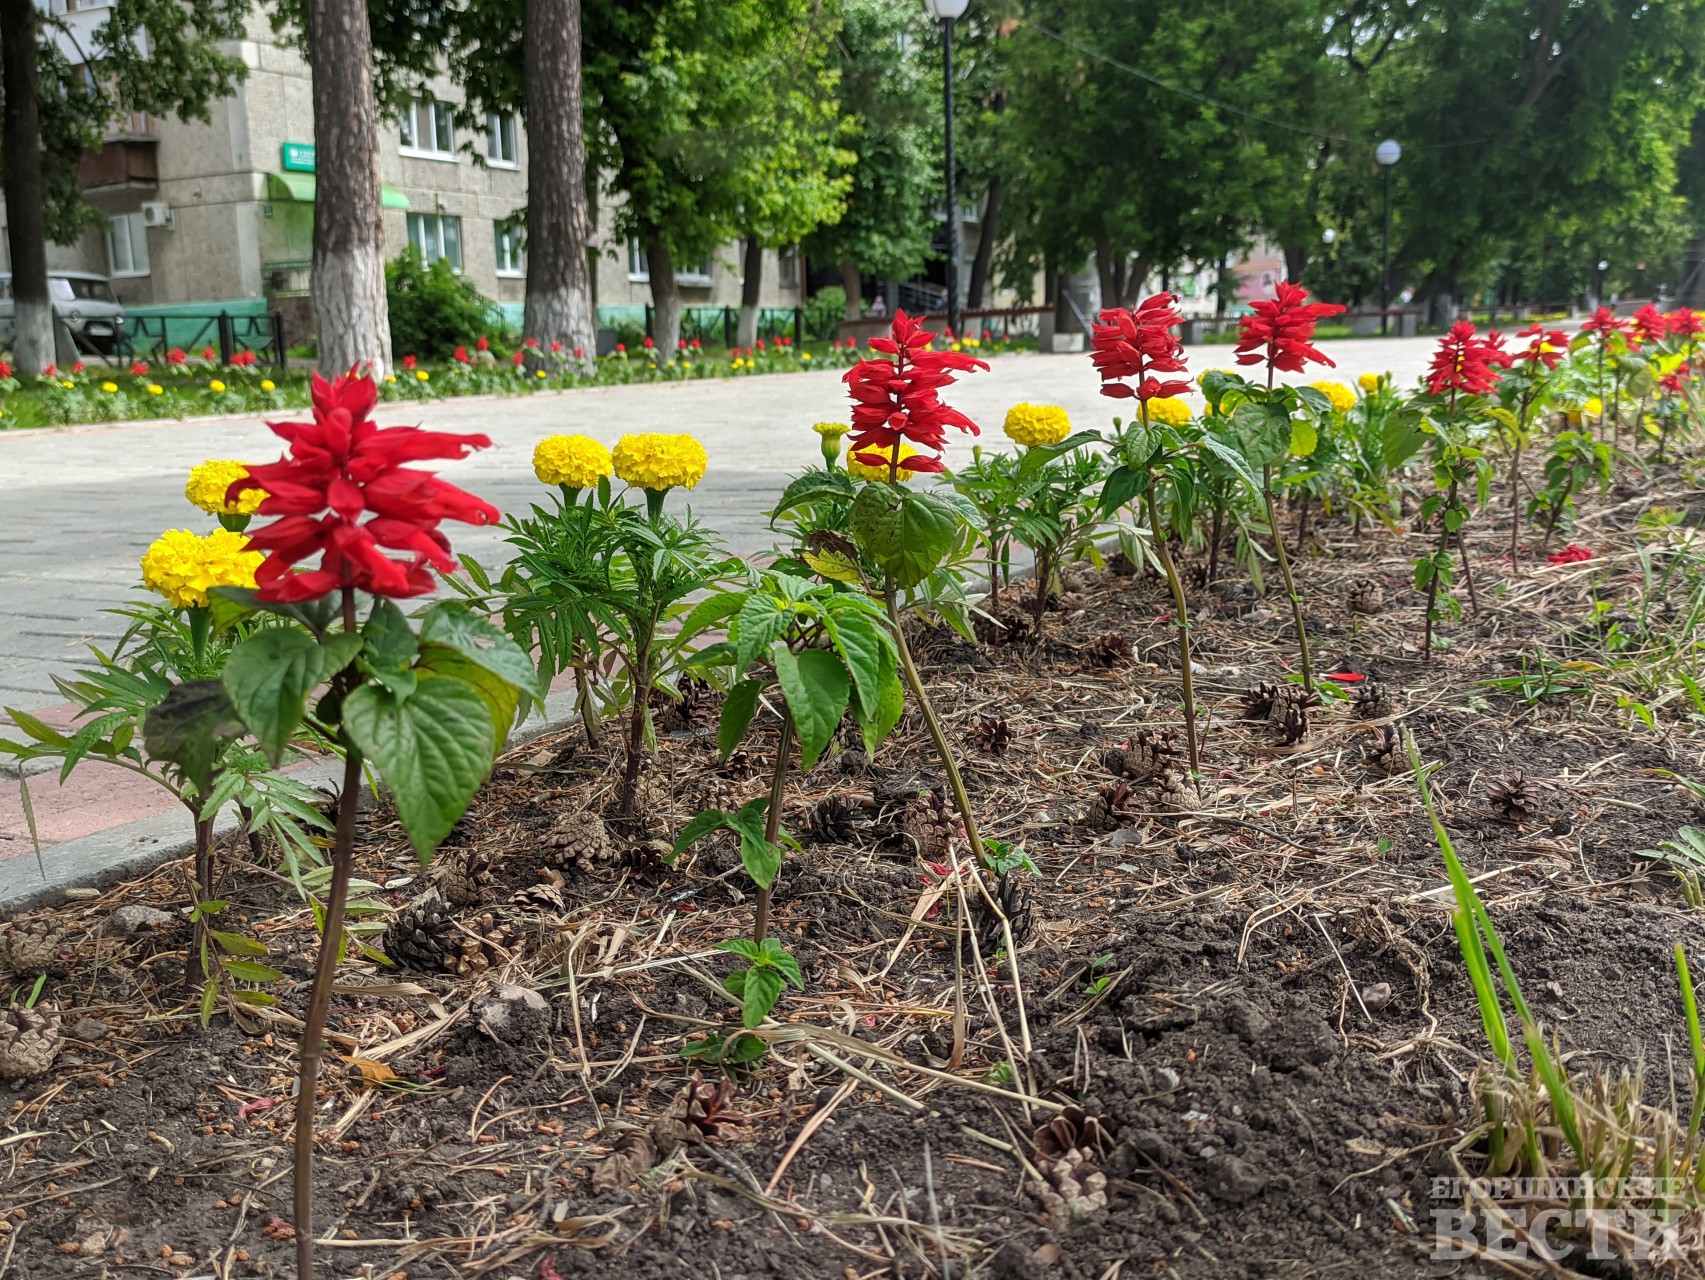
[4,708,70,749]
[671,808,733,858]
[1293,385,1332,418]
[759,939,805,989]
[849,485,964,589]
[222,630,339,765]
[209,930,269,957]
[822,609,893,720]
[859,666,905,758]
[1098,464,1147,515]
[678,589,747,642]
[342,678,496,861]
[222,959,284,984]
[362,598,419,671]
[772,645,849,771]
[199,978,218,1028]
[143,680,246,793]
[1288,418,1319,459]
[739,832,785,889]
[734,592,788,674]
[420,602,545,700]
[803,547,865,585]
[211,586,337,635]
[1016,430,1104,480]
[1198,433,1260,494]
[770,467,856,518]
[716,937,762,961]
[719,679,765,759]
[741,965,785,1029]
[416,645,523,741]
[1231,401,1292,468]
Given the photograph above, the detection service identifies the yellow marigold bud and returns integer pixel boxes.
[536,369,548,379]
[811,421,850,440]
[147,384,163,395]
[800,352,813,362]
[1309,380,1357,414]
[100,381,118,393]
[185,460,267,516]
[60,380,75,389]
[846,442,919,483]
[533,434,613,489]
[1357,371,1382,393]
[415,369,430,382]
[260,379,276,392]
[612,433,708,492]
[140,528,263,609]
[1146,397,1192,427]
[209,379,226,393]
[1003,402,1071,448]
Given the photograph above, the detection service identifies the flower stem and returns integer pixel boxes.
[618,635,653,818]
[293,587,361,1280]
[1144,486,1200,776]
[755,711,794,945]
[187,814,214,989]
[1263,463,1314,693]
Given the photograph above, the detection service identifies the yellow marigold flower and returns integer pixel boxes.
[186,460,267,516]
[1310,380,1357,414]
[536,368,548,379]
[415,369,430,382]
[386,375,397,384]
[140,528,262,609]
[533,434,613,489]
[846,442,919,483]
[100,381,118,393]
[1146,397,1192,427]
[612,433,708,492]
[209,379,226,393]
[60,380,75,389]
[147,384,163,395]
[1357,371,1382,393]
[1003,402,1071,448]
[812,421,850,440]
[260,379,276,392]
[800,352,813,363]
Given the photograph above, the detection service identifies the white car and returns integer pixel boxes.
[0,270,127,355]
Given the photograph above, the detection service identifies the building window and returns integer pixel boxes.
[106,212,150,277]
[494,220,524,276]
[399,98,455,159]
[406,212,463,271]
[627,237,649,281]
[485,112,517,167]
[778,246,801,288]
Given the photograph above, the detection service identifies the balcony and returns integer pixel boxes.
[79,136,158,192]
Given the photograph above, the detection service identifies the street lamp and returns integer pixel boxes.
[1375,138,1401,335]
[1596,258,1610,308]
[923,0,969,338]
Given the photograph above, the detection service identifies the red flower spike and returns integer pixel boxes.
[453,345,469,364]
[1426,321,1511,396]
[476,336,490,352]
[1233,281,1346,375]
[230,371,498,603]
[167,348,186,365]
[0,360,11,380]
[1513,323,1570,371]
[842,310,988,473]
[1581,307,1631,348]
[1089,293,1193,402]
[1667,309,1704,339]
[402,354,417,371]
[1631,303,1670,348]
[1546,544,1593,566]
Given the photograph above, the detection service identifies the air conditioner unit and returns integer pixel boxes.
[140,202,174,229]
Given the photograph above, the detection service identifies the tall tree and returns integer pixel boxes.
[0,0,250,374]
[522,0,596,360]
[308,0,391,375]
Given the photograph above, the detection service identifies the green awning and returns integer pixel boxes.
[267,172,411,210]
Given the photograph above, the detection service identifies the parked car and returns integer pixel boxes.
[0,271,127,355]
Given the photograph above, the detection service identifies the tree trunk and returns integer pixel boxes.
[309,0,391,377]
[737,237,762,347]
[1094,232,1117,314]
[1119,254,1152,307]
[966,175,1001,310]
[840,258,862,320]
[1283,242,1307,285]
[1,0,52,375]
[646,233,681,355]
[522,0,595,368]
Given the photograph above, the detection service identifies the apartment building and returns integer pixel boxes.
[5,1,798,332]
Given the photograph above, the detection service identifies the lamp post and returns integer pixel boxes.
[1375,138,1401,335]
[1596,258,1610,310]
[924,0,968,339]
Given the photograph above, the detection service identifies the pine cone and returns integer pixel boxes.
[0,919,66,975]
[900,791,956,859]
[1105,728,1179,782]
[656,675,718,734]
[975,873,1035,956]
[838,747,872,776]
[439,813,479,849]
[1346,577,1386,618]
[546,810,615,874]
[1267,685,1321,745]
[675,1072,743,1140]
[1032,1106,1109,1220]
[1085,632,1134,667]
[0,1005,61,1080]
[719,747,761,782]
[1238,681,1283,722]
[450,911,522,978]
[974,611,1031,647]
[1086,781,1139,832]
[622,839,672,884]
[970,717,1013,756]
[1154,767,1191,812]
[806,794,857,844]
[431,845,495,908]
[1363,724,1400,776]
[383,891,458,973]
[1488,773,1538,823]
[1352,680,1395,719]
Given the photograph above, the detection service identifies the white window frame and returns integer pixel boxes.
[626,237,650,282]
[485,112,518,168]
[106,212,150,277]
[493,219,524,277]
[406,212,463,272]
[675,257,714,286]
[399,98,456,161]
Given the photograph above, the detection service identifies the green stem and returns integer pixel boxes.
[618,632,654,818]
[1263,463,1314,693]
[1144,486,1200,776]
[755,712,795,945]
[293,587,362,1280]
[1423,479,1456,660]
[187,811,214,990]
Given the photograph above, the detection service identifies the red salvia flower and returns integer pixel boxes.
[1233,280,1346,375]
[476,336,490,352]
[842,310,988,474]
[550,340,563,354]
[402,354,417,371]
[1512,323,1570,371]
[129,360,149,377]
[0,360,11,380]
[1661,366,1692,395]
[1581,307,1631,349]
[201,347,215,362]
[167,348,187,365]
[1089,292,1193,402]
[1425,321,1511,396]
[1631,303,1670,348]
[453,345,470,364]
[230,372,498,603]
[1546,544,1593,566]
[230,351,257,368]
[1668,309,1704,339]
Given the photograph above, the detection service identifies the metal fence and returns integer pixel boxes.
[118,311,287,369]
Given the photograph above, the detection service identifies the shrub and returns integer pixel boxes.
[804,285,846,340]
[386,249,492,359]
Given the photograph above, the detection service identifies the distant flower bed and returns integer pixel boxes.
[0,330,1029,431]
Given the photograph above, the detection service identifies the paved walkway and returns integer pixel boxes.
[0,333,1441,864]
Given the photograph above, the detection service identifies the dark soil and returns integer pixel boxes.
[5,480,1705,1280]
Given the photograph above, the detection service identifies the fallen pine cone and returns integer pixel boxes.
[0,918,66,976]
[0,1005,62,1080]
[970,716,1014,756]
[1488,772,1539,823]
[1363,724,1400,776]
[1084,632,1134,667]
